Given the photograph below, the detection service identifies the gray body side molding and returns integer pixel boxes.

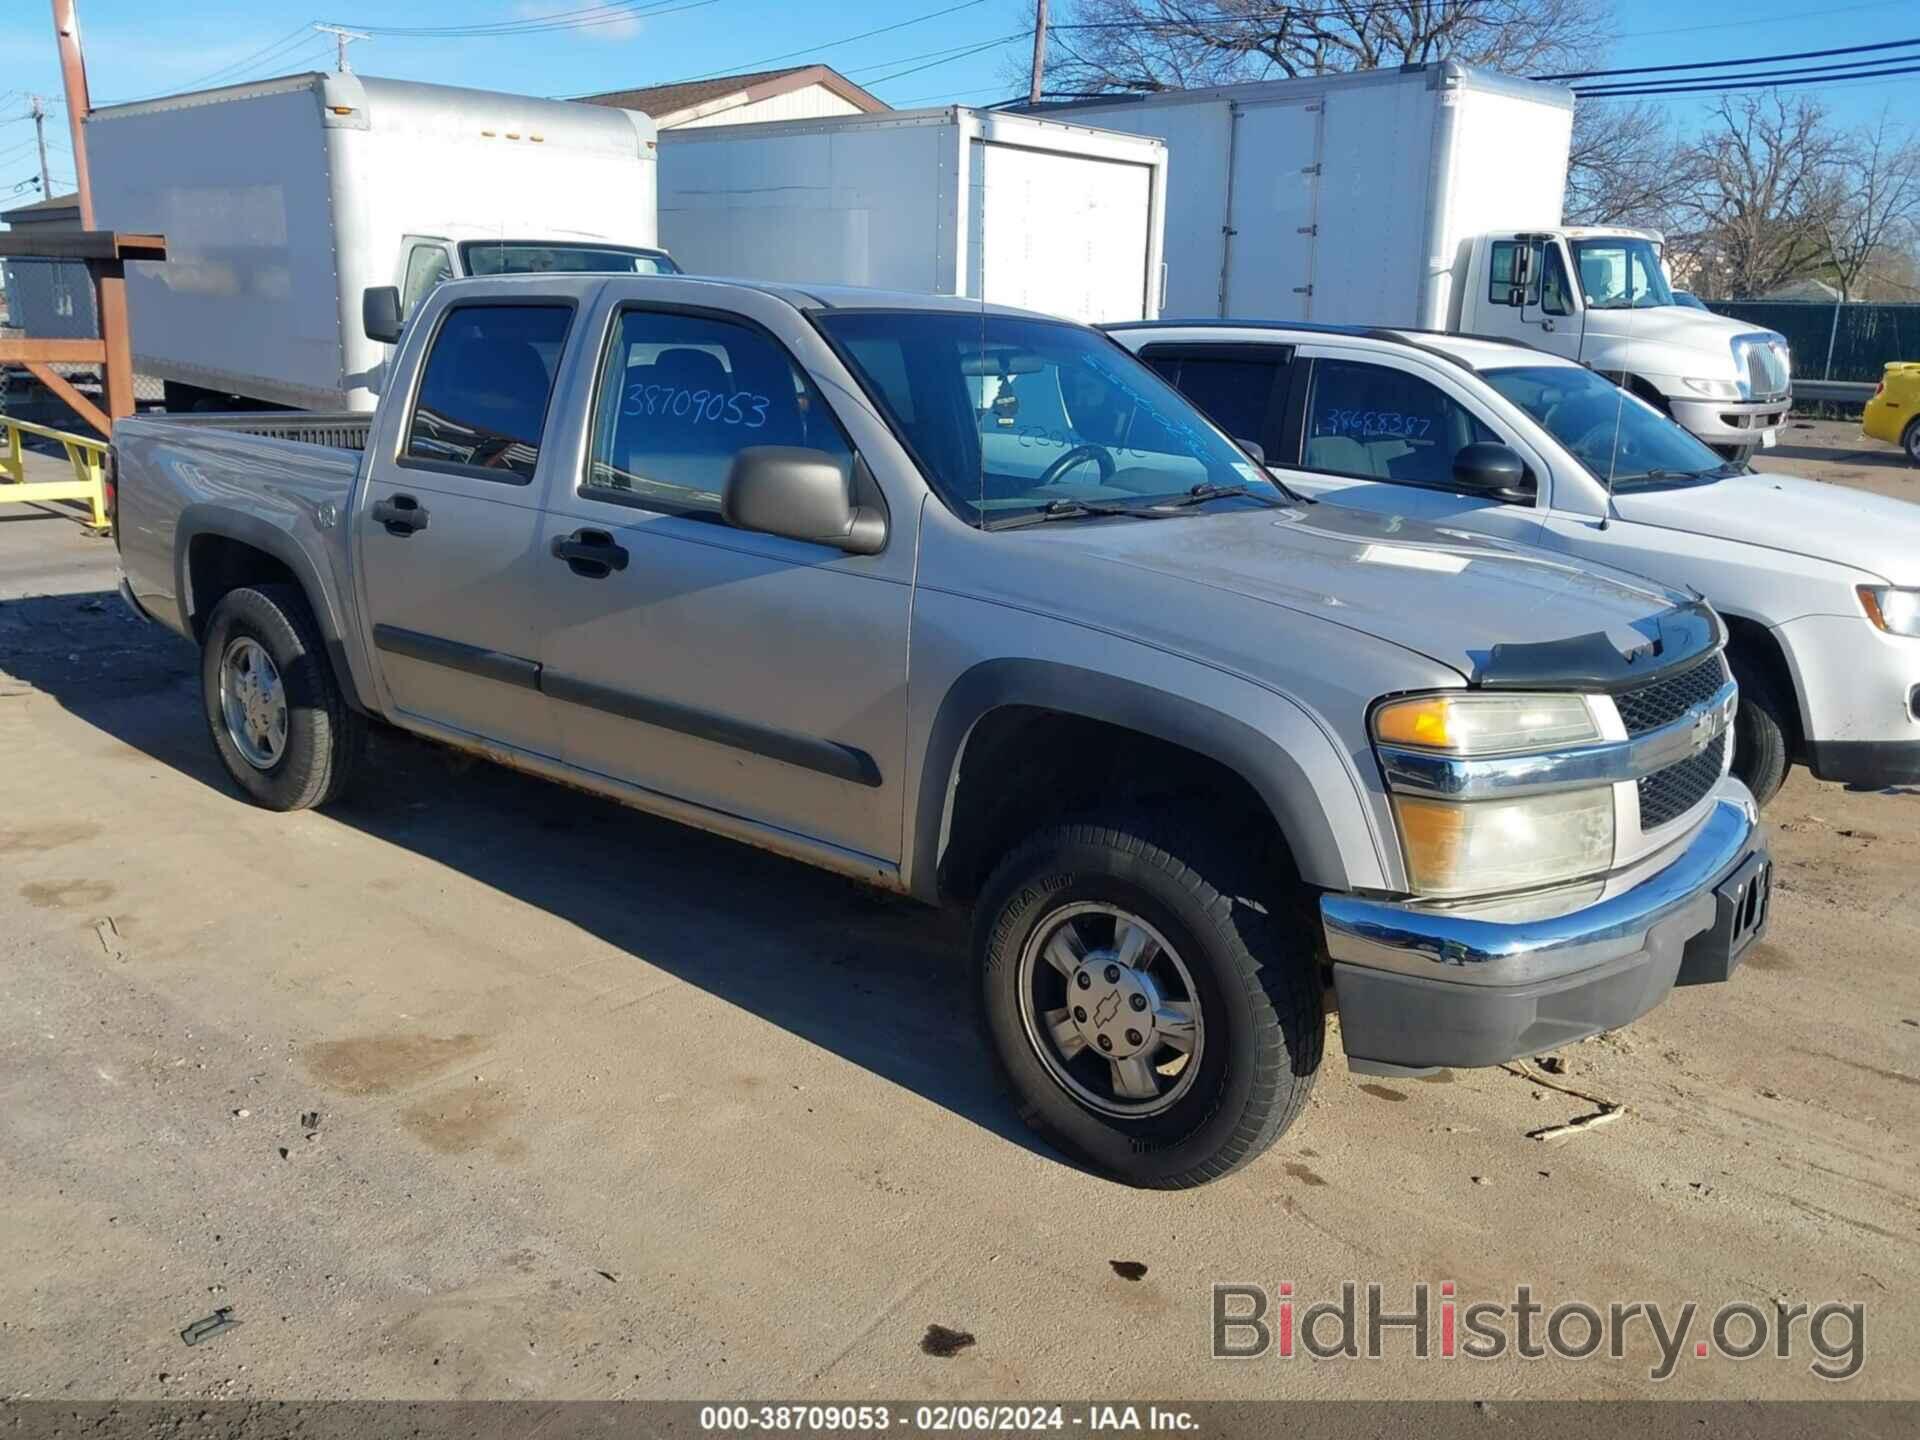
[910,658,1353,905]
[172,504,369,715]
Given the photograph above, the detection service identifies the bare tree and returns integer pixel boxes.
[1680,94,1843,300]
[1814,111,1920,301]
[1037,0,1607,94]
[1564,99,1697,229]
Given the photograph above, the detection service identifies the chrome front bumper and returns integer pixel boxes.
[1320,780,1767,1073]
[1668,395,1790,445]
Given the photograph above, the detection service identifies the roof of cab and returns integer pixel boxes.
[1103,318,1583,373]
[429,269,1056,320]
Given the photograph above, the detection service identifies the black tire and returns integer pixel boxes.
[200,584,364,811]
[975,816,1322,1189]
[1902,417,1920,467]
[1713,441,1759,467]
[1729,653,1792,808]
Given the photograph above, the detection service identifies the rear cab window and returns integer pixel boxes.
[1136,343,1292,461]
[403,303,573,482]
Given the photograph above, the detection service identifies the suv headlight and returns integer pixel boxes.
[1859,585,1920,637]
[1372,693,1615,899]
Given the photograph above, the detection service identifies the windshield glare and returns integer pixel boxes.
[816,312,1275,524]
[460,242,678,276]
[1483,365,1726,489]
[1570,237,1674,310]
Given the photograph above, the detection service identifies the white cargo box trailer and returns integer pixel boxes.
[657,107,1168,324]
[89,72,666,411]
[1025,63,1572,329]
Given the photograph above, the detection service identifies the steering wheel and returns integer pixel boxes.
[1037,443,1117,487]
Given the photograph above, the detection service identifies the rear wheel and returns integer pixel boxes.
[976,815,1322,1188]
[200,584,363,811]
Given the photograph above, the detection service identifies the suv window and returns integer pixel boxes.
[403,303,572,482]
[1302,358,1498,489]
[1138,347,1289,458]
[586,308,854,518]
[400,243,452,320]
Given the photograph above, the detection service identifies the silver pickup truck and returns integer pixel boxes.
[111,273,1770,1188]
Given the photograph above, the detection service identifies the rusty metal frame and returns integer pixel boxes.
[0,230,165,439]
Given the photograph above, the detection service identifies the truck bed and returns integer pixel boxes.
[148,411,373,452]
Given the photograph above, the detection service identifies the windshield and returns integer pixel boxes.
[816,311,1277,525]
[1569,237,1674,310]
[1483,365,1728,490]
[460,242,679,276]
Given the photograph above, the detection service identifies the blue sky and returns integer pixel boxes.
[2,0,1916,209]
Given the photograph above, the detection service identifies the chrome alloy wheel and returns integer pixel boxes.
[219,636,288,770]
[1017,902,1204,1118]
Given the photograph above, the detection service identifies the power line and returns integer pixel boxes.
[1541,35,1920,82]
[862,34,1027,88]
[1574,54,1920,97]
[845,31,1027,79]
[1575,62,1920,99]
[329,0,714,39]
[626,0,993,92]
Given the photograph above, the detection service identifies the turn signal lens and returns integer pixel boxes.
[1373,692,1601,756]
[1859,585,1920,638]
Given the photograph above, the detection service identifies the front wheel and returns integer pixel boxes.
[1903,417,1920,467]
[1729,655,1792,808]
[1713,441,1759,467]
[200,584,364,811]
[976,817,1323,1188]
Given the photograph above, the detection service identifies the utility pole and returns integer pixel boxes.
[30,96,51,201]
[313,24,370,74]
[50,0,95,226]
[1028,0,1049,107]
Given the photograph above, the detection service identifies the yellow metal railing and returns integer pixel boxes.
[1,415,109,529]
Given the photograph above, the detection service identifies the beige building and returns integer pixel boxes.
[581,64,886,131]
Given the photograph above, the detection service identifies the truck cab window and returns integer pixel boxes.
[585,309,854,518]
[1488,242,1539,306]
[404,304,572,482]
[1539,246,1573,317]
[1302,359,1497,489]
[400,244,452,320]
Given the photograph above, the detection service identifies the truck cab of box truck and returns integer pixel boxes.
[1455,227,1791,463]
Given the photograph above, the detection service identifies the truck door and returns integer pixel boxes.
[1474,238,1581,360]
[1221,101,1321,319]
[527,297,911,866]
[355,297,572,758]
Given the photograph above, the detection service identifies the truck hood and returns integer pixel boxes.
[1616,470,1920,585]
[1578,306,1754,377]
[1035,502,1692,682]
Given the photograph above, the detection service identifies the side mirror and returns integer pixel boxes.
[363,286,403,345]
[1511,243,1534,288]
[1235,437,1265,465]
[1451,442,1536,504]
[723,446,887,555]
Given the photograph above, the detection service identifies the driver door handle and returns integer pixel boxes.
[371,493,429,537]
[551,528,629,579]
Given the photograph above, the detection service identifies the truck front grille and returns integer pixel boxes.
[1614,654,1730,735]
[1737,333,1791,400]
[1639,732,1727,829]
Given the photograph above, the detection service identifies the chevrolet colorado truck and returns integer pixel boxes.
[1111,320,1920,805]
[111,274,1769,1188]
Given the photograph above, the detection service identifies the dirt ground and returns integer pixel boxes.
[0,425,1916,1406]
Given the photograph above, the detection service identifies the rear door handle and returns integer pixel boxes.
[551,528,629,579]
[371,494,429,536]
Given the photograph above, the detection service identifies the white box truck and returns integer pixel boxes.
[1039,63,1792,460]
[89,71,675,412]
[656,107,1168,324]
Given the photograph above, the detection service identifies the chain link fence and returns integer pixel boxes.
[1706,301,1920,383]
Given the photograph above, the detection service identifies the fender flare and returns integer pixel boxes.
[174,505,368,714]
[907,658,1365,904]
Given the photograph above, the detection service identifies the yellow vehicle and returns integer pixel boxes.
[1863,361,1920,463]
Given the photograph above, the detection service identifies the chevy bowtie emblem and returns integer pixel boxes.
[1692,700,1730,751]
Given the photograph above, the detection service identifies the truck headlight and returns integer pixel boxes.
[1392,789,1616,898]
[1373,692,1615,898]
[1859,585,1920,637]
[1373,692,1602,754]
[1682,377,1742,400]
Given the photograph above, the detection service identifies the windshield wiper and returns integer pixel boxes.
[1165,481,1302,509]
[982,497,1175,531]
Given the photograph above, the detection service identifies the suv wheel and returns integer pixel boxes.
[1728,654,1792,808]
[201,584,364,811]
[976,816,1322,1188]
